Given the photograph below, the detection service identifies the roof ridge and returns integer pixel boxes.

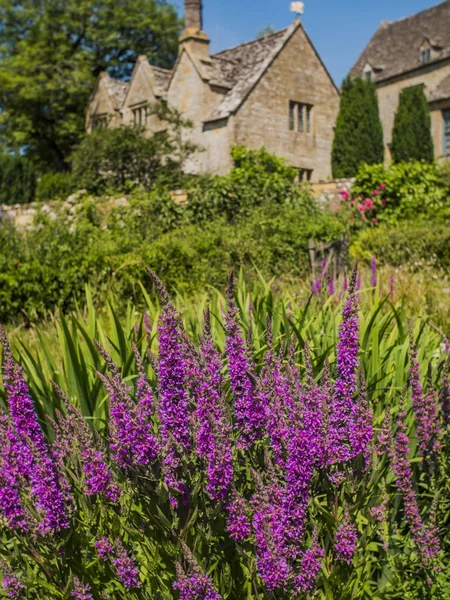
[381,0,449,27]
[150,65,173,73]
[212,25,290,57]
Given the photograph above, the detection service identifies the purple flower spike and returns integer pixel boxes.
[335,510,358,564]
[371,255,377,288]
[293,528,324,594]
[112,539,141,590]
[328,264,360,463]
[71,578,93,600]
[173,542,221,600]
[0,328,69,534]
[224,273,264,448]
[390,392,440,561]
[0,561,24,600]
[408,338,439,456]
[226,491,251,541]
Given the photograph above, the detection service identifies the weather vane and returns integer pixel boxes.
[290,1,304,16]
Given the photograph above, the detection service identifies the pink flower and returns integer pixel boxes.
[340,189,350,201]
[378,184,387,190]
[372,190,378,196]
[372,218,379,223]
[381,199,386,205]
[357,205,364,213]
[363,199,374,211]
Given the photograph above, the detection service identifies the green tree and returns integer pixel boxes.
[0,0,182,171]
[72,104,197,194]
[390,86,434,164]
[332,76,384,178]
[0,154,36,205]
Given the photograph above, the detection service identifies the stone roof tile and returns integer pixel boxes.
[350,1,450,83]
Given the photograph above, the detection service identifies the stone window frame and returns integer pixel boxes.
[443,109,450,156]
[91,113,108,130]
[298,168,313,182]
[421,47,431,65]
[289,100,313,134]
[132,104,150,128]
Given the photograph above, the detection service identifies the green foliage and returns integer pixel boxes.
[351,220,450,269]
[332,77,384,178]
[72,107,196,194]
[391,86,434,164]
[35,172,77,202]
[351,161,450,223]
[0,153,36,205]
[0,0,182,170]
[2,278,450,598]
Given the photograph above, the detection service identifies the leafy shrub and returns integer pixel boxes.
[391,86,434,164]
[1,271,450,598]
[332,77,384,178]
[0,154,36,205]
[35,172,77,202]
[72,105,197,194]
[351,221,450,268]
[351,161,450,223]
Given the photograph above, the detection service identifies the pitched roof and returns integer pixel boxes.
[150,65,172,98]
[429,72,450,101]
[350,0,450,83]
[206,22,300,121]
[103,74,129,110]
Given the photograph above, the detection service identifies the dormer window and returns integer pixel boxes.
[363,63,373,83]
[421,48,431,64]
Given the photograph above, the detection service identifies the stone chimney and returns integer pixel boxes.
[179,0,210,59]
[185,0,203,30]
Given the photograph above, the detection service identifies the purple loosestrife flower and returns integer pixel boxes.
[95,537,114,560]
[71,578,93,600]
[51,383,120,502]
[371,255,377,288]
[376,408,392,455]
[440,360,450,427]
[350,373,373,467]
[174,563,221,600]
[0,419,28,530]
[328,274,335,296]
[251,469,290,591]
[1,566,24,600]
[328,264,360,463]
[335,510,358,564]
[293,529,324,595]
[0,328,69,533]
[173,542,221,600]
[408,339,439,456]
[113,539,141,590]
[97,341,158,471]
[195,310,234,502]
[224,273,264,448]
[390,393,440,561]
[389,274,395,298]
[226,491,251,541]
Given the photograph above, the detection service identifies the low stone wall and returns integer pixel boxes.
[311,178,354,211]
[0,180,354,231]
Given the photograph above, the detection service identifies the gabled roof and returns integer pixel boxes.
[429,73,450,102]
[205,22,300,121]
[100,73,129,110]
[150,65,172,98]
[350,1,450,83]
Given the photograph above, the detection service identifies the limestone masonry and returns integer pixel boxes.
[86,0,339,182]
[351,0,450,163]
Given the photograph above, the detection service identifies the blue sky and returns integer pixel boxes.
[174,0,441,85]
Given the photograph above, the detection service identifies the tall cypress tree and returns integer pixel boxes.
[332,77,384,178]
[390,86,434,163]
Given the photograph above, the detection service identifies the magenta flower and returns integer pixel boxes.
[226,491,251,541]
[293,529,324,594]
[335,510,358,564]
[224,274,264,447]
[371,255,377,288]
[174,542,221,600]
[71,578,93,600]
[328,265,360,463]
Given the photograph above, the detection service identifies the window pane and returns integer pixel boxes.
[306,105,312,133]
[289,101,295,130]
[298,103,304,132]
[444,109,450,155]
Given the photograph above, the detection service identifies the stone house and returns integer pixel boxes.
[350,0,450,163]
[86,0,339,182]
